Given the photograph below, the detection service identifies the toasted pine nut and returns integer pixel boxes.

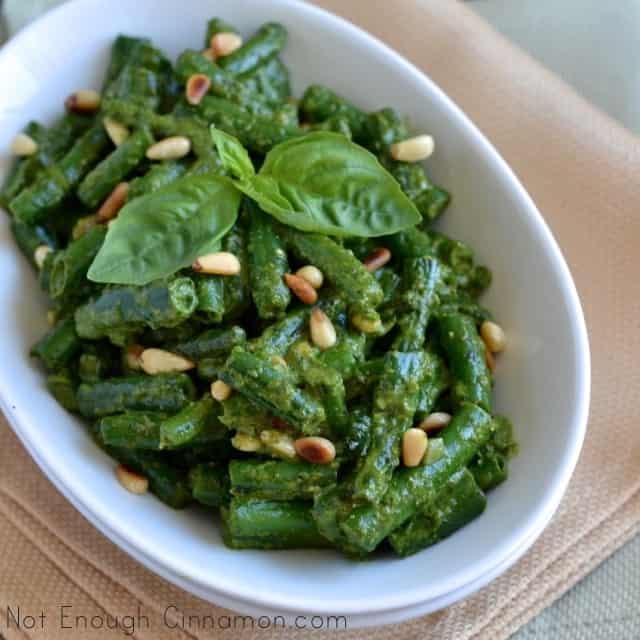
[309,308,336,350]
[146,136,191,161]
[33,244,52,269]
[192,251,240,275]
[294,436,336,464]
[103,117,130,146]
[390,135,435,163]
[418,412,452,432]
[125,344,144,371]
[210,32,243,58]
[201,48,216,62]
[485,347,496,373]
[96,182,129,222]
[284,273,318,305]
[46,310,57,326]
[140,348,194,375]
[72,213,99,240]
[480,320,506,353]
[65,89,101,113]
[186,73,212,106]
[351,313,382,335]
[211,379,232,402]
[232,433,262,452]
[295,265,324,289]
[260,430,297,459]
[363,247,391,272]
[10,133,38,156]
[402,428,428,467]
[116,465,148,495]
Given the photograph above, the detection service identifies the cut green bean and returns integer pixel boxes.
[171,325,246,361]
[218,22,287,76]
[30,317,81,371]
[300,85,367,141]
[190,462,229,507]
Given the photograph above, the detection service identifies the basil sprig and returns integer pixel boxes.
[211,128,420,237]
[88,174,241,285]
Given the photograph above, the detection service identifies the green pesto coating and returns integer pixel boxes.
[222,498,328,549]
[10,220,57,267]
[221,219,251,320]
[11,125,111,224]
[189,462,229,507]
[388,468,486,557]
[77,345,117,383]
[49,226,106,302]
[30,316,81,371]
[415,186,450,224]
[175,50,273,116]
[239,57,291,106]
[437,313,492,411]
[362,108,409,154]
[247,206,291,319]
[194,273,225,323]
[107,445,192,509]
[222,347,326,434]
[281,228,384,313]
[229,459,337,500]
[74,277,198,344]
[99,410,164,449]
[343,405,372,459]
[218,23,287,76]
[352,350,429,502]
[299,85,367,141]
[415,350,450,421]
[316,329,367,379]
[308,115,353,139]
[383,227,434,259]
[103,36,170,89]
[159,394,227,449]
[171,325,246,361]
[248,307,308,356]
[103,65,161,111]
[128,159,189,199]
[197,96,297,154]
[77,373,196,418]
[218,394,275,436]
[392,257,440,351]
[429,231,474,274]
[46,368,78,412]
[77,127,154,207]
[340,402,493,552]
[469,415,517,491]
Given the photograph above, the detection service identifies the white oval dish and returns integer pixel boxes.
[0,0,590,625]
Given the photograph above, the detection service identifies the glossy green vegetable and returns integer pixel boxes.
[171,325,246,361]
[75,277,198,344]
[103,65,161,111]
[218,23,287,76]
[128,159,189,199]
[10,220,57,267]
[159,395,226,449]
[100,411,164,449]
[88,174,241,285]
[222,498,328,549]
[388,468,486,556]
[229,459,337,500]
[190,462,229,507]
[239,57,291,106]
[30,317,81,371]
[437,313,492,411]
[300,85,367,140]
[247,204,291,319]
[339,402,493,552]
[77,373,196,418]
[46,368,78,412]
[103,35,170,89]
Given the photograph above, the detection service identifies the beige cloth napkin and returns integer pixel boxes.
[1,0,639,638]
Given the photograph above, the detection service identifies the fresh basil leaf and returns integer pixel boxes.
[88,174,241,285]
[251,131,421,237]
[210,126,255,181]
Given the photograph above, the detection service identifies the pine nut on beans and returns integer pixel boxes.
[480,320,506,353]
[65,89,101,113]
[192,251,241,275]
[103,117,130,146]
[418,412,452,432]
[284,273,318,304]
[309,308,336,350]
[96,182,129,222]
[294,436,336,464]
[186,73,212,105]
[146,136,191,160]
[10,133,38,156]
[295,265,324,289]
[211,380,232,402]
[362,247,391,272]
[34,244,52,269]
[139,348,194,375]
[402,428,428,467]
[390,135,435,163]
[115,465,148,495]
[210,32,243,57]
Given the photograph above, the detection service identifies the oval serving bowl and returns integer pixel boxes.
[0,0,589,626]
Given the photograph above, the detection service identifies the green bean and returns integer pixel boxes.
[193,273,225,323]
[77,127,154,207]
[383,227,434,259]
[10,220,57,267]
[340,402,493,552]
[222,347,326,435]
[46,368,78,412]
[415,351,450,421]
[248,307,308,356]
[308,115,352,139]
[352,350,429,502]
[104,65,161,111]
[128,159,189,199]
[171,325,246,361]
[437,313,492,411]
[229,459,337,500]
[247,205,291,319]
[189,462,229,507]
[74,276,198,344]
[316,329,367,379]
[218,23,287,76]
[239,57,291,106]
[197,96,297,154]
[469,415,517,491]
[159,395,226,449]
[300,85,367,140]
[77,373,196,418]
[195,357,225,382]
[103,36,170,89]
[388,468,486,557]
[78,343,118,382]
[218,394,275,436]
[30,316,81,371]
[220,219,250,319]
[49,226,106,303]
[205,18,238,47]
[362,108,409,154]
[222,498,329,549]
[100,410,164,449]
